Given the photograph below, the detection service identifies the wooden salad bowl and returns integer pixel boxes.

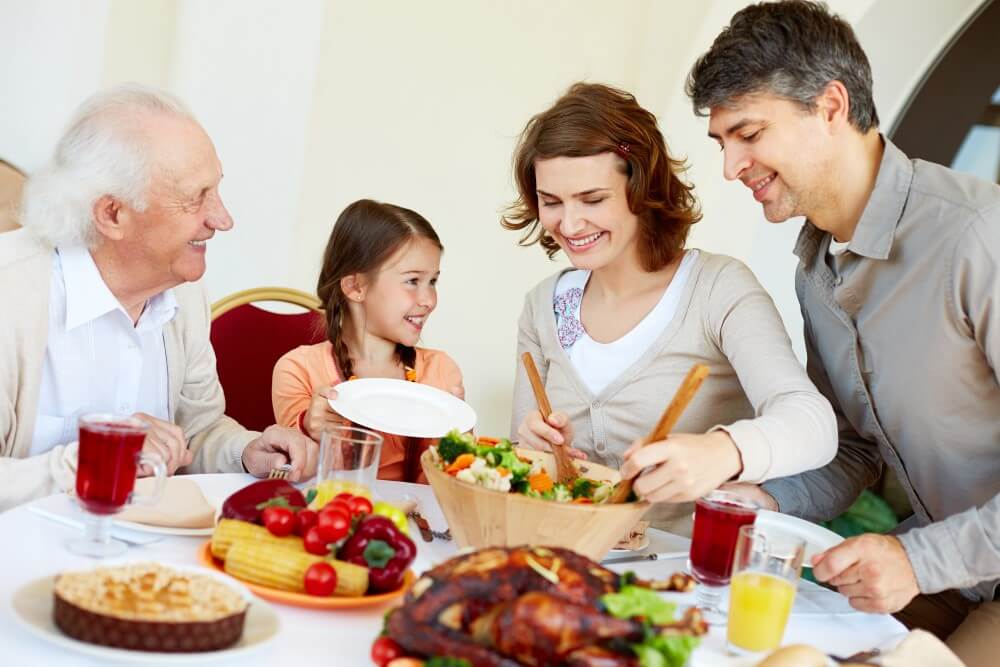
[420,448,650,560]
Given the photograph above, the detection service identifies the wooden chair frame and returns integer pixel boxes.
[210,286,322,320]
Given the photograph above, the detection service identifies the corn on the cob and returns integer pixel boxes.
[223,539,369,597]
[211,519,303,560]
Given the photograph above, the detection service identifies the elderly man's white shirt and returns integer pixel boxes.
[30,245,177,455]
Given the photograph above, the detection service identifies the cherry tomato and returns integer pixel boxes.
[303,526,330,555]
[347,495,373,518]
[303,562,338,596]
[334,492,355,504]
[261,506,296,537]
[296,509,318,536]
[371,636,404,667]
[316,508,351,543]
[325,498,353,517]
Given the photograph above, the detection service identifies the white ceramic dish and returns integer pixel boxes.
[9,564,279,663]
[329,378,476,437]
[755,509,844,562]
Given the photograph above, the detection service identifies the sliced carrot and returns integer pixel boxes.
[445,453,476,475]
[572,497,593,504]
[497,467,510,477]
[476,436,500,447]
[528,470,554,493]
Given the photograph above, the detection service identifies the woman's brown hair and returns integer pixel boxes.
[503,82,700,271]
[316,199,442,380]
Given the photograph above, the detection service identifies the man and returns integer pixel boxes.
[0,84,317,511]
[686,1,999,663]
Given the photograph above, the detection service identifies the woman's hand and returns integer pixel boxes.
[133,412,193,476]
[515,410,586,459]
[619,431,743,503]
[303,386,349,440]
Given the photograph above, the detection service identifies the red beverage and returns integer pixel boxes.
[76,418,147,515]
[689,493,758,586]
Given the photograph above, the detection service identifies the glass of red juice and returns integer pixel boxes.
[689,490,759,620]
[69,414,166,558]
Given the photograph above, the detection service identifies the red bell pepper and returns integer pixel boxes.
[339,515,416,593]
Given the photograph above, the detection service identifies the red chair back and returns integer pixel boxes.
[210,290,327,432]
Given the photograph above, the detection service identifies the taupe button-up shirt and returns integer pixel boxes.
[763,139,1000,602]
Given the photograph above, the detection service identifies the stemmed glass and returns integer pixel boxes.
[688,490,759,621]
[68,414,166,558]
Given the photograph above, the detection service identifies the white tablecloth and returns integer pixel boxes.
[0,474,907,666]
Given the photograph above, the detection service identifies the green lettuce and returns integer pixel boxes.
[601,585,700,667]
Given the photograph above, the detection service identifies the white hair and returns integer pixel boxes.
[20,83,195,247]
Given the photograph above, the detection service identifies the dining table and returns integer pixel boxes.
[0,473,908,666]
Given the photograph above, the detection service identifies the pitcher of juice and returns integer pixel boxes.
[726,524,806,656]
[69,414,166,558]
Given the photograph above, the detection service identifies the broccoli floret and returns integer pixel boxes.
[572,478,597,499]
[436,430,476,463]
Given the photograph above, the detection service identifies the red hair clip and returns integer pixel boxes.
[615,141,631,158]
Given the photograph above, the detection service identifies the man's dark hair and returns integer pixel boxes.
[686,0,879,132]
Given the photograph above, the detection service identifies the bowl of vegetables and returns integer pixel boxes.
[421,431,650,560]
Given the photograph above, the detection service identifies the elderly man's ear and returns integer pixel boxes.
[92,195,128,241]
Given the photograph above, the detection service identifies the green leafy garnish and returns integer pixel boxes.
[601,585,678,625]
[602,586,700,667]
[425,658,472,667]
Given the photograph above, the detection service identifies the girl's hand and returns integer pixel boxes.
[447,384,465,400]
[619,431,743,503]
[303,386,349,439]
[516,410,587,460]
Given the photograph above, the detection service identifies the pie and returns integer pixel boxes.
[53,563,248,652]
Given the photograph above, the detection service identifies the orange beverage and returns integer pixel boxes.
[727,571,796,652]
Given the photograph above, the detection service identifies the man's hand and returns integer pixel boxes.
[619,431,742,503]
[516,410,586,459]
[242,425,319,482]
[719,482,780,511]
[812,533,921,614]
[133,412,193,476]
[303,386,349,440]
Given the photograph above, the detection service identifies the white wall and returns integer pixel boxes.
[0,0,985,437]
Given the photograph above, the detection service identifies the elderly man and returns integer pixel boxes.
[686,1,999,664]
[0,84,317,511]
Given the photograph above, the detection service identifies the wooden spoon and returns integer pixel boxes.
[521,352,579,484]
[609,363,710,503]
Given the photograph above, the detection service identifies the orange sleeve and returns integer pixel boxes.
[271,347,319,430]
[417,349,465,396]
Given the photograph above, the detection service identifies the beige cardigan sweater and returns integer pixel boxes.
[511,251,837,534]
[0,229,256,512]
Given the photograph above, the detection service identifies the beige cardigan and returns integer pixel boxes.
[0,229,256,511]
[512,251,837,534]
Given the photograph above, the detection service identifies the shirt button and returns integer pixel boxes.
[592,401,601,409]
[835,275,844,286]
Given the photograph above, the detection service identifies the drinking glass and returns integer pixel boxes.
[318,425,384,493]
[688,490,759,619]
[69,414,166,558]
[727,524,807,656]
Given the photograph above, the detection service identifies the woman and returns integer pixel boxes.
[504,83,836,534]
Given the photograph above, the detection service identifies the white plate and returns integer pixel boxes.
[9,566,279,664]
[329,378,476,438]
[111,520,214,537]
[755,509,844,562]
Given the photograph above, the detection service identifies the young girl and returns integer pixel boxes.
[505,83,837,534]
[272,199,464,482]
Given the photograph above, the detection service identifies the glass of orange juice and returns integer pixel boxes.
[726,524,806,656]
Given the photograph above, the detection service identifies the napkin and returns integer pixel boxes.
[877,630,964,667]
[117,477,216,529]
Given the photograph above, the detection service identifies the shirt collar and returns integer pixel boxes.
[795,136,914,263]
[58,244,178,332]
